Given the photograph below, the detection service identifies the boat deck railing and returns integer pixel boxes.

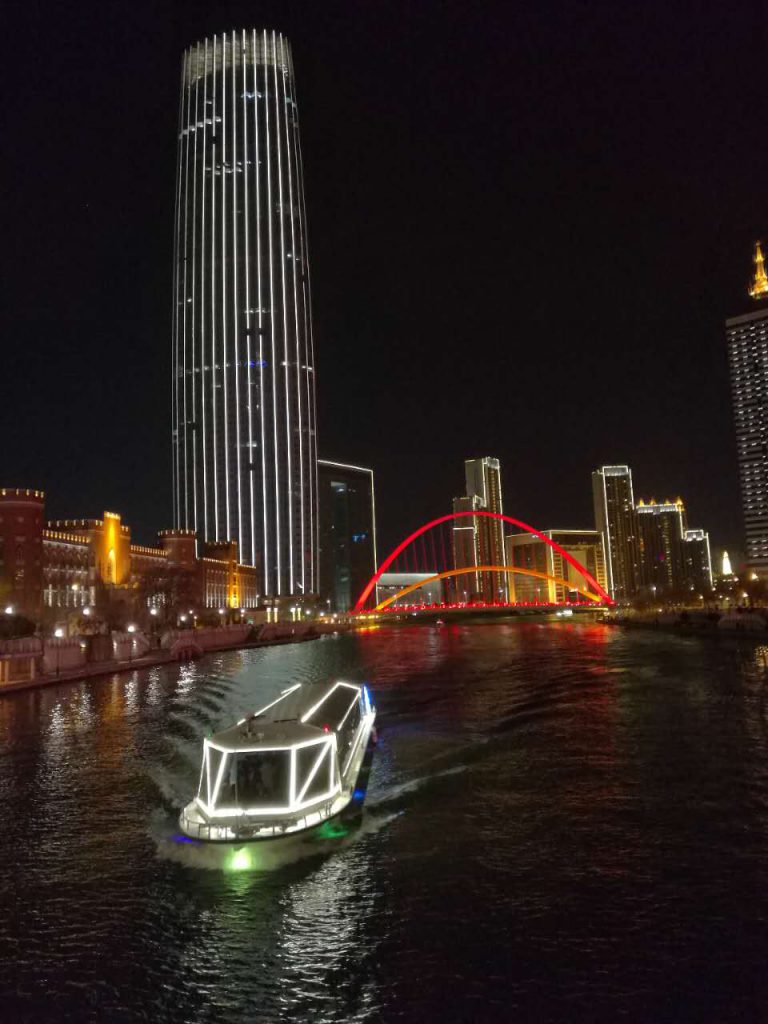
[181,800,337,842]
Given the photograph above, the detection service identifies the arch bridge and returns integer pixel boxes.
[353,510,613,614]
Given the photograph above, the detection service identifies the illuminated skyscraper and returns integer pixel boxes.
[681,529,713,592]
[635,499,687,594]
[727,242,768,571]
[172,31,317,597]
[452,494,484,601]
[464,457,508,601]
[592,465,638,600]
[317,460,377,612]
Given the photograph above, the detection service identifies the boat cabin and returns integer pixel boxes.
[194,681,373,821]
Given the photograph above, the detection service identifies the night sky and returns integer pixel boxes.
[3,0,767,559]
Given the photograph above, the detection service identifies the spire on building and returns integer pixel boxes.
[748,240,768,299]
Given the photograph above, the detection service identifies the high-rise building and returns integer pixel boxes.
[681,529,713,593]
[592,465,638,600]
[727,242,768,572]
[452,494,484,602]
[506,529,607,604]
[172,31,318,598]
[317,460,377,612]
[463,457,508,602]
[635,499,687,594]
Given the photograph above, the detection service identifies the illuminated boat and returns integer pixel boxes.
[179,680,376,843]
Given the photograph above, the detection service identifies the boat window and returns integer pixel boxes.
[339,701,362,761]
[223,751,290,808]
[296,742,333,803]
[305,686,360,731]
[206,746,224,802]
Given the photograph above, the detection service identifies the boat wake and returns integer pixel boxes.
[150,761,461,874]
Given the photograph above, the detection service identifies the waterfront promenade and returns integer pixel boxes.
[605,607,768,640]
[0,622,338,695]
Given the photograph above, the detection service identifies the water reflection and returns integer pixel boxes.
[2,623,768,1022]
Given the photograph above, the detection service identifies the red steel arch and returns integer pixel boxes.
[353,510,613,611]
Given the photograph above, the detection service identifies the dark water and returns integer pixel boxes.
[2,621,768,1023]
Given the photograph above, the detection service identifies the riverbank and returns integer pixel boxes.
[0,626,336,696]
[604,608,768,643]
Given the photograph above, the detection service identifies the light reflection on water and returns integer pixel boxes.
[1,622,768,1022]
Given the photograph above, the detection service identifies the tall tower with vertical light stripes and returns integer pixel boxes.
[727,242,768,572]
[172,30,318,598]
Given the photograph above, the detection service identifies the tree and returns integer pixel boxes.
[0,614,36,640]
[136,565,198,624]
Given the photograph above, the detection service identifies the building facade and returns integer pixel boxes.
[682,529,713,593]
[451,494,484,602]
[317,460,377,612]
[377,572,443,609]
[0,489,46,619]
[634,500,687,594]
[0,491,259,623]
[506,529,607,604]
[727,242,768,572]
[172,30,318,598]
[465,457,507,601]
[451,458,508,603]
[592,465,638,600]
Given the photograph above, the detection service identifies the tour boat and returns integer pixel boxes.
[179,680,377,843]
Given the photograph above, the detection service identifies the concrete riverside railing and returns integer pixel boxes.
[0,636,43,656]
[160,624,253,652]
[111,632,152,661]
[0,621,320,688]
[42,637,87,674]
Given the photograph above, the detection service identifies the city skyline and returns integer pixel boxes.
[3,2,767,560]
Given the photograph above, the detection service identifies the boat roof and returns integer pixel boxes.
[209,718,324,752]
[207,680,363,753]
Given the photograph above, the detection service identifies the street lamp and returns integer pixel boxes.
[4,606,13,615]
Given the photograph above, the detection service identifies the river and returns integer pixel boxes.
[1,620,768,1022]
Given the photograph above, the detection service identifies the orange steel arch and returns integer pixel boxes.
[374,565,606,612]
[355,510,613,610]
